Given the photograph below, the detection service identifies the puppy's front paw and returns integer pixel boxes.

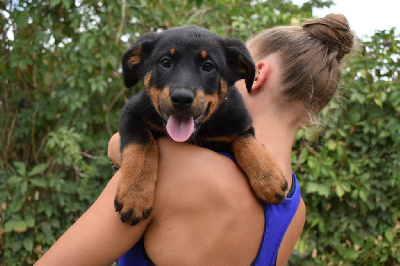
[249,167,288,204]
[114,177,154,225]
[115,142,159,225]
[233,136,288,205]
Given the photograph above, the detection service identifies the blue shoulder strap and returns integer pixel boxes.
[253,173,301,265]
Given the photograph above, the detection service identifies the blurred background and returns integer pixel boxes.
[0,0,399,264]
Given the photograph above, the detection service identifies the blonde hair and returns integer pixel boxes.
[247,14,355,114]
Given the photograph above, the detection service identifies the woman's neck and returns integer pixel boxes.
[251,112,299,183]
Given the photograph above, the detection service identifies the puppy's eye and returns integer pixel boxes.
[160,58,172,69]
[202,61,215,72]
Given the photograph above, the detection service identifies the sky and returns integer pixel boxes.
[3,1,399,41]
[294,0,399,39]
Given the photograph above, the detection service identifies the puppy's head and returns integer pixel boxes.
[122,26,255,142]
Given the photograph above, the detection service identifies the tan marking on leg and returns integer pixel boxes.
[232,136,287,204]
[116,137,159,223]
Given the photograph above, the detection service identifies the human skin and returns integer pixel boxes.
[36,53,306,266]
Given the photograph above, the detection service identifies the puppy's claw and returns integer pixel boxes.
[130,215,140,226]
[274,193,285,204]
[121,209,133,223]
[143,207,153,219]
[114,197,123,212]
[282,180,289,192]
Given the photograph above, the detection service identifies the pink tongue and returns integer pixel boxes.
[166,115,195,142]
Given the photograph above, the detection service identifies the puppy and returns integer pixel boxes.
[115,26,287,225]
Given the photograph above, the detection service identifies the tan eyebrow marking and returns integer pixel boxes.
[170,48,176,55]
[201,50,207,58]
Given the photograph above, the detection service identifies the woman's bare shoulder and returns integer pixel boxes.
[155,138,256,210]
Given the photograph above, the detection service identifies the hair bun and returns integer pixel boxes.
[303,13,354,61]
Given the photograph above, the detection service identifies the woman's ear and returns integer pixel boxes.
[251,61,269,92]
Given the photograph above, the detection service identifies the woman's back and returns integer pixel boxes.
[119,138,304,265]
[144,139,265,265]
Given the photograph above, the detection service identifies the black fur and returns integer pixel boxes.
[115,26,287,225]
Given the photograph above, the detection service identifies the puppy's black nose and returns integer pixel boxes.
[170,90,194,110]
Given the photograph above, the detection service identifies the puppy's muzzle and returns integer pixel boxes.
[160,88,207,143]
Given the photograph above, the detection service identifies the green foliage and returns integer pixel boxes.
[292,28,400,264]
[0,0,398,264]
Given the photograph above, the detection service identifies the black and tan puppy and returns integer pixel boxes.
[115,26,288,225]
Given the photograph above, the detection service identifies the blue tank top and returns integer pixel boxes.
[118,153,301,266]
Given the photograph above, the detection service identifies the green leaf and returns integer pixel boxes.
[306,182,318,193]
[12,240,22,252]
[384,229,394,242]
[28,164,48,177]
[0,189,8,204]
[368,216,378,228]
[318,184,331,197]
[50,218,60,228]
[359,189,368,202]
[15,12,28,28]
[30,178,48,188]
[7,175,24,185]
[62,0,72,9]
[50,0,61,6]
[326,140,337,150]
[18,61,27,70]
[24,214,36,228]
[14,220,28,232]
[45,204,53,217]
[23,237,34,252]
[4,219,27,233]
[20,180,28,194]
[335,184,344,198]
[13,161,26,177]
[340,182,351,192]
[364,236,375,249]
[342,248,359,261]
[4,220,15,232]
[10,197,24,212]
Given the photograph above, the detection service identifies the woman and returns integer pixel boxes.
[36,14,355,265]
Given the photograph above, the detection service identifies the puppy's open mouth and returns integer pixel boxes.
[161,101,210,142]
[162,109,207,142]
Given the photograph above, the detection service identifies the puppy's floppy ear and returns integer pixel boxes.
[223,38,256,92]
[122,32,158,88]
